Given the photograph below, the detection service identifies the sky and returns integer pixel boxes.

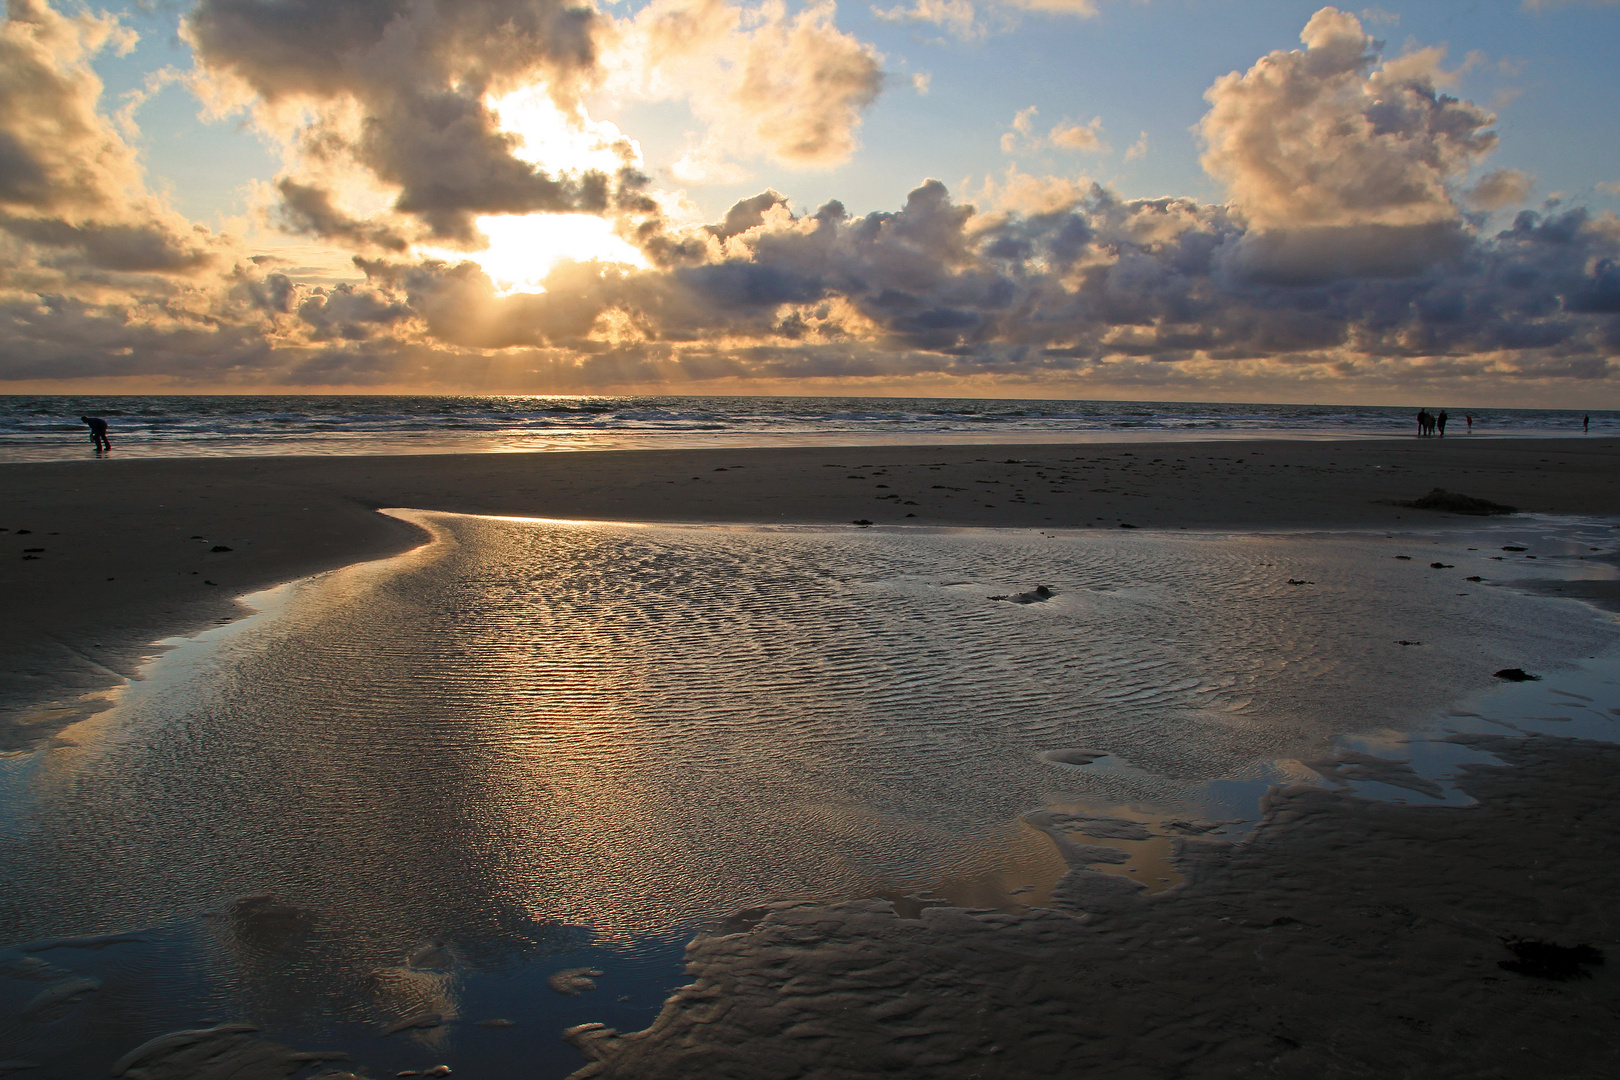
[1,0,1619,404]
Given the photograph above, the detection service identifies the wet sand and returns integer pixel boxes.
[2,436,1619,1078]
[565,736,1620,1080]
[4,436,1619,742]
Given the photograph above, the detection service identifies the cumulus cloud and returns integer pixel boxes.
[610,0,883,176]
[1198,7,1509,284]
[1201,8,1496,231]
[0,0,218,274]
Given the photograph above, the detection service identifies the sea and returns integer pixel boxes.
[0,394,1609,462]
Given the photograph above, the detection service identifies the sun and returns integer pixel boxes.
[464,213,648,295]
[417,87,651,294]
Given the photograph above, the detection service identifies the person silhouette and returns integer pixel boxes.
[1417,409,1430,437]
[1465,413,1472,433]
[1437,410,1448,437]
[81,415,110,452]
[1585,414,1591,433]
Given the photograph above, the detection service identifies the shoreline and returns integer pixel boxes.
[4,435,1619,743]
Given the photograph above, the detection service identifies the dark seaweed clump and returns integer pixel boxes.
[1402,489,1516,515]
[1499,939,1605,980]
[1493,668,1541,682]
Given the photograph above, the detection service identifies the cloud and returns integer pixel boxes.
[1002,107,1110,156]
[1123,131,1148,162]
[1,0,1617,404]
[1466,168,1535,210]
[1198,7,1508,285]
[1201,8,1497,231]
[185,0,629,247]
[609,0,883,175]
[1049,117,1108,153]
[0,0,219,275]
[872,0,983,41]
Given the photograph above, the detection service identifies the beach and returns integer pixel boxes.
[2,435,1619,1078]
[6,436,1620,734]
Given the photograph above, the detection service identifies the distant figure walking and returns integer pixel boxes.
[1465,413,1473,433]
[1585,414,1591,433]
[1417,409,1431,437]
[1437,410,1448,437]
[81,415,110,452]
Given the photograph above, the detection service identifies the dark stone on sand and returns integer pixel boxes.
[475,1018,515,1028]
[1503,545,1527,551]
[1401,489,1517,515]
[1430,562,1453,569]
[1466,576,1483,582]
[1041,748,1108,766]
[852,519,872,526]
[1498,939,1604,980]
[1395,555,1412,560]
[21,547,42,553]
[209,545,233,552]
[1494,668,1541,682]
[1118,522,1138,528]
[1396,640,1422,646]
[1286,579,1314,585]
[989,585,1055,604]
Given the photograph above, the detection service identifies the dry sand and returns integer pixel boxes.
[3,435,1619,1078]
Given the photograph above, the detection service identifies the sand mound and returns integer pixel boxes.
[1401,488,1517,515]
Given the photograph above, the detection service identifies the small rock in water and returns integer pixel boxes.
[1494,668,1541,682]
[547,967,604,995]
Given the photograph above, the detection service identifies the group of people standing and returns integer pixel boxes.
[1416,409,1459,436]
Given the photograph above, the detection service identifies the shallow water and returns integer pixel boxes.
[1,514,1617,1076]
